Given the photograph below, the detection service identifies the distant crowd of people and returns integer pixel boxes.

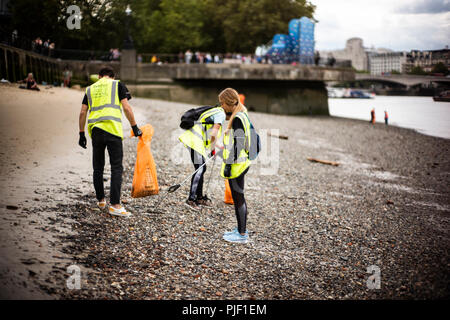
[140,50,340,66]
[181,50,269,64]
[31,37,55,57]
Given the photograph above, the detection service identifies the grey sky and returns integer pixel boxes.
[310,0,450,51]
[396,0,450,14]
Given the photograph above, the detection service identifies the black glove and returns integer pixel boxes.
[224,164,232,178]
[132,125,142,137]
[79,132,87,149]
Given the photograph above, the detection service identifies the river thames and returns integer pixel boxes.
[328,96,450,139]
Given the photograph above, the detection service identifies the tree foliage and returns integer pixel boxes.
[409,66,428,75]
[431,62,449,75]
[7,0,315,53]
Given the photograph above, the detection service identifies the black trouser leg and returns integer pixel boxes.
[106,133,123,205]
[188,148,206,201]
[92,128,106,201]
[92,128,123,205]
[229,168,249,234]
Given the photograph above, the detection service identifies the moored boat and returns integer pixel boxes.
[433,90,450,102]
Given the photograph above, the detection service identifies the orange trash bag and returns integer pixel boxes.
[130,124,159,197]
[224,179,234,205]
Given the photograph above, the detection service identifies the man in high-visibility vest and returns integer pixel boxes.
[78,67,142,217]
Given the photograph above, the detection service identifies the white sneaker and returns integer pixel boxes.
[109,205,132,217]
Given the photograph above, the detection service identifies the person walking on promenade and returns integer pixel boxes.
[78,67,142,217]
[384,110,389,125]
[178,103,226,211]
[219,88,253,244]
[370,108,375,124]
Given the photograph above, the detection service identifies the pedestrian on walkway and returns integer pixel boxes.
[384,110,389,125]
[78,67,142,217]
[370,108,375,124]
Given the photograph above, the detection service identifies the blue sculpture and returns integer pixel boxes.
[266,17,315,64]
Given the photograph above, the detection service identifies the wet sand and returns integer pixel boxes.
[0,83,449,299]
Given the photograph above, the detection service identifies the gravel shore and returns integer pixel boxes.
[2,90,449,299]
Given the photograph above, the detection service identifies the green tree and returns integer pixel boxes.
[217,0,315,52]
[8,0,130,51]
[431,62,449,75]
[8,0,316,54]
[409,66,428,75]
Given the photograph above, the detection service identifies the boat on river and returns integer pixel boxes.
[433,90,450,102]
[327,87,374,99]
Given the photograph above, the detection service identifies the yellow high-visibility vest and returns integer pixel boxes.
[179,107,224,157]
[221,111,251,179]
[86,77,123,139]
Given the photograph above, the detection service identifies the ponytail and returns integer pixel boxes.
[218,88,247,132]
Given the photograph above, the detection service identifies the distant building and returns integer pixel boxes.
[320,38,370,71]
[403,48,450,73]
[368,52,408,75]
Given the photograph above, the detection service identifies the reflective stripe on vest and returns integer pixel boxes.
[221,111,251,179]
[86,78,123,139]
[178,107,224,157]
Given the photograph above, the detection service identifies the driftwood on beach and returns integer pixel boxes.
[306,157,340,166]
[268,132,289,140]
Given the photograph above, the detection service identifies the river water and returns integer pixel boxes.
[328,96,450,139]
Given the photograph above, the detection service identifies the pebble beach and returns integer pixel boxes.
[0,85,449,299]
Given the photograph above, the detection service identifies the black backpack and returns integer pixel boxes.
[242,113,261,161]
[179,105,216,130]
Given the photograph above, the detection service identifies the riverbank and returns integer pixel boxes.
[0,84,448,299]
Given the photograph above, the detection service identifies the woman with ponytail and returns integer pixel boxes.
[218,88,253,244]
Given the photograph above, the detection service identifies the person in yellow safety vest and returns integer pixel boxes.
[78,67,142,218]
[179,104,226,211]
[219,88,252,244]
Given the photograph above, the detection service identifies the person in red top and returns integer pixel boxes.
[370,108,375,124]
[384,110,388,125]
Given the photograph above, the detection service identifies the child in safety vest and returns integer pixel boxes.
[219,88,253,244]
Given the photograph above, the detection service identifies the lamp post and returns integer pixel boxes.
[123,4,134,49]
[121,4,136,82]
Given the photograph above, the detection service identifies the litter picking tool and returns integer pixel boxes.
[146,153,217,214]
[167,153,217,193]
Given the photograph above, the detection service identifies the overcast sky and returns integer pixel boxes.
[310,0,450,51]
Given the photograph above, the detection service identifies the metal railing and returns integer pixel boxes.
[0,27,111,61]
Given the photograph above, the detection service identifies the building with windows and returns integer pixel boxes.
[319,38,392,71]
[368,52,408,75]
[404,48,449,73]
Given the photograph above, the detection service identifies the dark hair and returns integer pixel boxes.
[99,67,115,78]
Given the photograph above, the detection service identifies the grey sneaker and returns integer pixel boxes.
[197,195,212,207]
[184,200,200,211]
